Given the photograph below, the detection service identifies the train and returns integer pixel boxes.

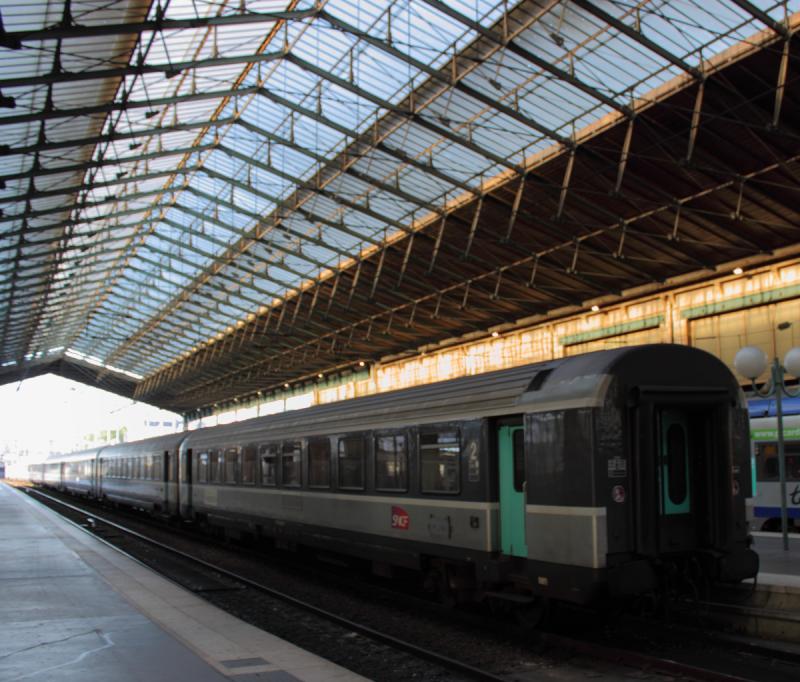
[747,397,800,532]
[28,344,758,613]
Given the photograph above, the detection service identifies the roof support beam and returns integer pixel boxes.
[728,0,791,39]
[570,0,702,80]
[319,9,572,147]
[419,0,630,116]
[0,52,285,90]
[0,144,212,184]
[0,117,234,157]
[0,86,259,128]
[2,7,317,44]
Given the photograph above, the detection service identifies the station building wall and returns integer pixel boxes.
[316,259,800,404]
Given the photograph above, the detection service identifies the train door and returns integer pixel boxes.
[498,424,527,557]
[656,409,697,553]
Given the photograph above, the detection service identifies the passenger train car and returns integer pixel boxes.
[747,397,800,531]
[29,345,758,608]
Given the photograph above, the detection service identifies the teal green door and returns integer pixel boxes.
[499,425,527,557]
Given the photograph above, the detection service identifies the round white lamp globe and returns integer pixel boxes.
[783,347,800,378]
[734,345,768,380]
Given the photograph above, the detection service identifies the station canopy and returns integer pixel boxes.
[1,0,799,416]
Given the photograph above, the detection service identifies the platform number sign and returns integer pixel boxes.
[391,506,410,530]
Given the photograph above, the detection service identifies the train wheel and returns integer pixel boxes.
[515,598,548,629]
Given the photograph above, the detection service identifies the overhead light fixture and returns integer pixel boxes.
[144,109,160,119]
[591,305,600,312]
[358,361,366,367]
[283,382,290,388]
[317,373,324,379]
[733,267,744,275]
[491,331,500,338]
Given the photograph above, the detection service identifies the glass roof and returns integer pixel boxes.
[0,0,796,389]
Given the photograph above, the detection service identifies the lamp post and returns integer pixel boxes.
[734,341,800,551]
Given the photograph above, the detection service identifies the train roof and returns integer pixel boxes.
[99,432,188,459]
[184,344,741,448]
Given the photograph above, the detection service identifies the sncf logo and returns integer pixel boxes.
[391,506,410,530]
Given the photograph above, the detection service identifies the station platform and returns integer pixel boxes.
[751,531,800,590]
[0,482,366,682]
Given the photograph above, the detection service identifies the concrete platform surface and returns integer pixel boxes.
[0,483,367,682]
[751,531,800,589]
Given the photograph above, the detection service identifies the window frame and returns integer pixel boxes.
[419,429,461,495]
[308,437,331,489]
[337,435,366,491]
[241,444,257,485]
[197,451,209,483]
[259,443,279,487]
[281,440,303,488]
[223,446,240,485]
[374,432,408,492]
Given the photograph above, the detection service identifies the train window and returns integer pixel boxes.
[224,447,240,484]
[197,452,209,483]
[375,434,407,491]
[308,438,331,488]
[260,444,278,486]
[144,455,153,480]
[338,437,365,490]
[756,442,800,481]
[209,450,220,483]
[153,454,162,480]
[666,423,688,506]
[241,445,257,485]
[420,431,460,494]
[282,441,302,487]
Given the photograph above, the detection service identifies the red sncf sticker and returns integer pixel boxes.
[391,506,410,530]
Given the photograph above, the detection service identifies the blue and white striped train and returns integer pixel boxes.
[28,345,759,611]
[747,396,800,532]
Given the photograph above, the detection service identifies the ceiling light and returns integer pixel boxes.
[733,267,744,275]
[358,361,366,367]
[317,373,324,379]
[591,305,600,312]
[283,382,290,388]
[491,331,500,338]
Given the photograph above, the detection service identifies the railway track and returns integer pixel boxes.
[21,485,800,682]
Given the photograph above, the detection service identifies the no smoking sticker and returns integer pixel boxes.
[612,485,626,503]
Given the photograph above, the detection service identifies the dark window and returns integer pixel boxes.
[153,454,162,480]
[338,437,365,489]
[197,452,209,483]
[282,441,302,487]
[666,423,688,505]
[209,450,220,483]
[260,444,278,486]
[375,434,407,491]
[513,429,525,493]
[242,445,257,485]
[224,447,240,484]
[308,438,331,488]
[756,442,800,481]
[420,431,460,494]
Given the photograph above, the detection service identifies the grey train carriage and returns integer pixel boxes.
[31,345,758,606]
